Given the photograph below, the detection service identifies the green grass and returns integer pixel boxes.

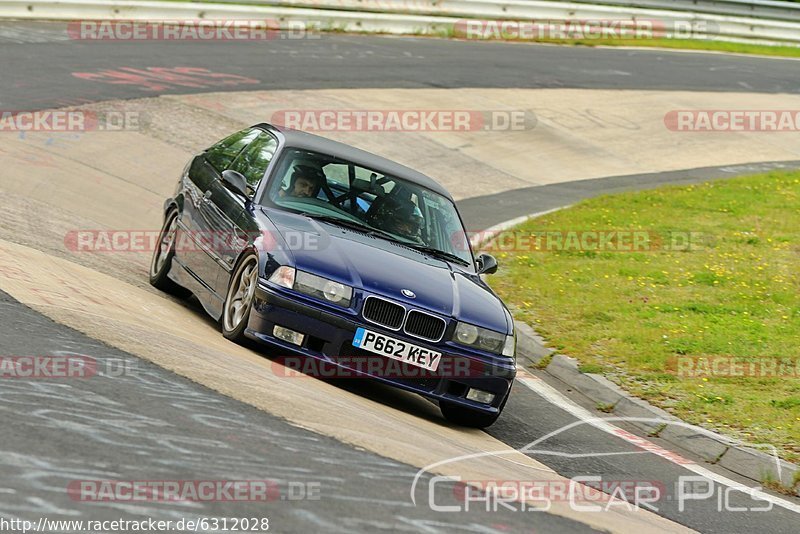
[368,30,800,59]
[489,170,800,462]
[156,3,800,59]
[529,38,800,59]
[447,28,800,58]
[578,363,607,374]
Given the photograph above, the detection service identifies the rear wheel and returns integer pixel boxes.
[222,254,259,343]
[149,210,187,297]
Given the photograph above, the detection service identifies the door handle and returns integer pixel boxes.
[203,190,213,201]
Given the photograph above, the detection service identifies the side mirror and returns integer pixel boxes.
[476,253,498,275]
[221,170,248,198]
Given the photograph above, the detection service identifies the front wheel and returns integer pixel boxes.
[440,393,509,428]
[149,210,187,297]
[222,253,259,343]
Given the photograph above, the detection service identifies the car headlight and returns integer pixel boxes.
[268,267,353,307]
[268,265,296,288]
[294,270,353,307]
[453,321,512,356]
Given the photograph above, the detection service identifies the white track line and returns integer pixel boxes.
[514,368,800,515]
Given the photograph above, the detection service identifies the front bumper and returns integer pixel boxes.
[249,282,515,413]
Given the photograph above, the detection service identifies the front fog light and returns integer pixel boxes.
[466,388,495,405]
[273,325,305,346]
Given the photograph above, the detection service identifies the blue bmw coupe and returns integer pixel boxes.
[150,124,516,427]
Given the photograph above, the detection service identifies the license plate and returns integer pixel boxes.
[352,328,441,372]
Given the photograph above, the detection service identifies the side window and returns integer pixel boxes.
[321,163,349,187]
[420,191,449,248]
[205,128,260,172]
[229,133,279,192]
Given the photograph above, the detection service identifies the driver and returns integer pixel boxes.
[279,164,325,198]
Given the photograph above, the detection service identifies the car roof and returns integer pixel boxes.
[256,123,453,200]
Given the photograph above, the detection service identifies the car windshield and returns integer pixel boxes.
[263,148,473,265]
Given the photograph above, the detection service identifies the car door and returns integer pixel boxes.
[179,128,259,306]
[209,131,279,297]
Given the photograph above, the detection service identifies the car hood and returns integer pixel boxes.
[260,208,510,334]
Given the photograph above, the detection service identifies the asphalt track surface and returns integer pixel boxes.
[2,20,800,533]
[0,289,600,533]
[459,161,800,232]
[1,20,799,114]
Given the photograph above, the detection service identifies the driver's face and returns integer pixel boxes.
[291,176,316,198]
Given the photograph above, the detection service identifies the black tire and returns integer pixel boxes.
[440,390,510,428]
[222,253,259,343]
[149,210,188,297]
[440,402,500,428]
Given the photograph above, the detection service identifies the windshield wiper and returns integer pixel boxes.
[403,244,471,267]
[300,213,397,241]
[300,213,471,266]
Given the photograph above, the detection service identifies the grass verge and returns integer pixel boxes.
[158,3,800,59]
[488,170,800,462]
[509,38,800,59]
